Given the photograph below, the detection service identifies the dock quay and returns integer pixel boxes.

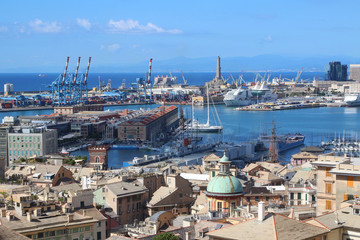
[235,102,326,111]
[132,142,217,166]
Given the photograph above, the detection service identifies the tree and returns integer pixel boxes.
[153,233,179,240]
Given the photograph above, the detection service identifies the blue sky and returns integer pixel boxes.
[0,0,359,72]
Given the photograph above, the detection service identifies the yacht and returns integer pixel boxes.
[223,82,277,107]
[344,92,360,107]
[187,86,223,133]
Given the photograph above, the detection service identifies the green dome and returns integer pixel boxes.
[219,152,230,163]
[206,174,243,195]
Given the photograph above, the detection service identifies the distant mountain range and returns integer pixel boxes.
[92,55,360,73]
[2,54,360,73]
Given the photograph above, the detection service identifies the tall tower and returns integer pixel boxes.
[88,145,109,170]
[216,56,221,80]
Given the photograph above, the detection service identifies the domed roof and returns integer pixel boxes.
[219,152,230,163]
[206,174,243,195]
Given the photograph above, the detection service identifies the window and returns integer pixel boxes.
[217,202,222,212]
[85,226,91,231]
[95,156,100,163]
[347,176,354,187]
[297,193,301,200]
[208,201,211,211]
[325,183,332,194]
[37,232,44,238]
[49,231,55,236]
[326,168,332,177]
[325,200,332,210]
[246,197,250,202]
[266,196,270,202]
[255,196,259,202]
[290,193,294,200]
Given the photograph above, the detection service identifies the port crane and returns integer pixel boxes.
[180,69,188,85]
[50,56,90,105]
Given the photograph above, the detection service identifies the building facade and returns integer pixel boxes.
[8,128,58,164]
[117,106,179,142]
[311,153,350,216]
[349,64,360,82]
[88,145,109,170]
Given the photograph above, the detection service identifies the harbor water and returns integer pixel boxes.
[1,104,359,167]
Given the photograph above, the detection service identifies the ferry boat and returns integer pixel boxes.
[223,82,277,107]
[344,92,360,107]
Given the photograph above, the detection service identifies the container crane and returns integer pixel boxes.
[180,69,187,85]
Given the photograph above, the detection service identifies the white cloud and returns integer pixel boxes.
[0,26,8,32]
[108,19,182,34]
[77,18,91,30]
[29,19,62,33]
[100,44,120,52]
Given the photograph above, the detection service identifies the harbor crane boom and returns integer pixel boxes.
[62,56,70,86]
[84,57,91,85]
[180,69,187,85]
[73,57,81,86]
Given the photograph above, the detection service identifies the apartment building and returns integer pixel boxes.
[94,181,149,226]
[8,127,58,164]
[311,153,351,216]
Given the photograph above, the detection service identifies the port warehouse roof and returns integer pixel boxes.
[121,105,177,126]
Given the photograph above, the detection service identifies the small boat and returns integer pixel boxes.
[60,147,69,155]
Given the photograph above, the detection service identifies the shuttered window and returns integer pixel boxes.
[325,183,332,194]
[347,176,354,187]
[325,200,332,210]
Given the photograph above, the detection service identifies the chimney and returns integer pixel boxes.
[288,207,294,219]
[247,204,251,213]
[258,202,265,222]
[67,214,74,222]
[27,212,32,222]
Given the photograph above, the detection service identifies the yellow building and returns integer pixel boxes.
[311,153,351,216]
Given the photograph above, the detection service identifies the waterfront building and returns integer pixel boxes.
[88,145,109,170]
[117,106,179,142]
[327,61,348,81]
[8,127,58,164]
[54,104,104,115]
[205,153,244,217]
[349,64,360,82]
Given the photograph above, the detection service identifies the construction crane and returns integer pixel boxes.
[180,69,187,85]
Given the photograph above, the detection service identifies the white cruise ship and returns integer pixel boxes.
[223,82,277,107]
[344,92,360,107]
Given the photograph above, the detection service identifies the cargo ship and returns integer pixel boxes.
[260,133,305,152]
